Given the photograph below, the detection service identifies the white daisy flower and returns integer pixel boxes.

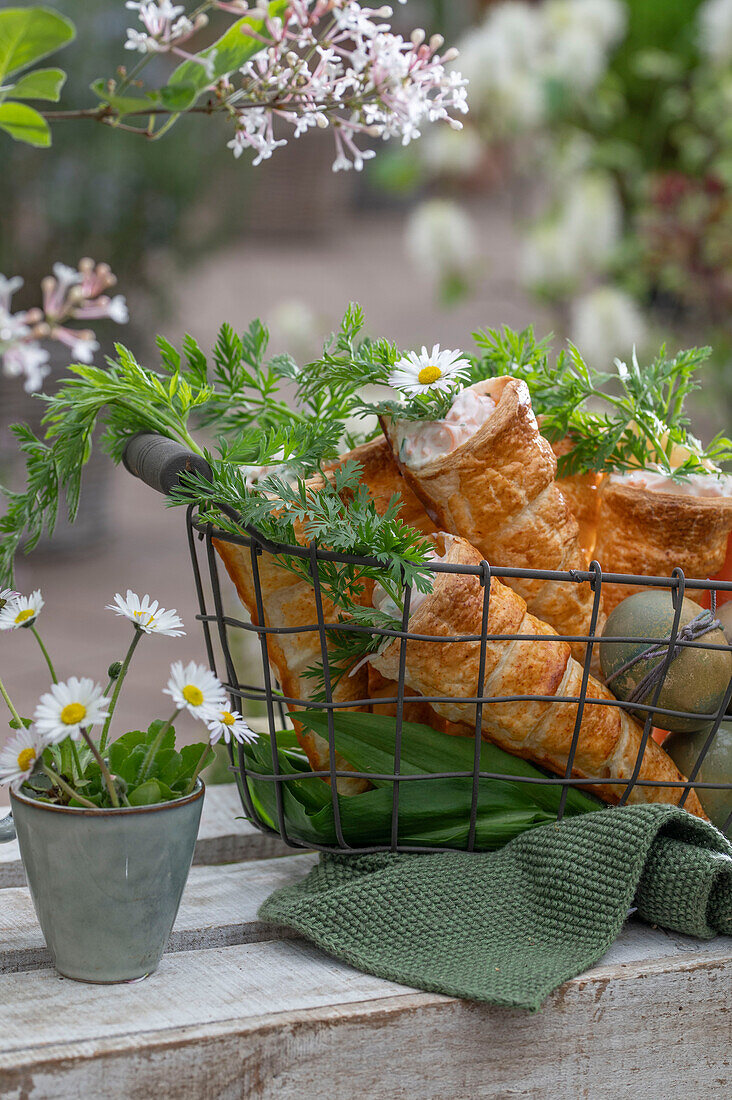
[34,677,110,743]
[0,727,48,790]
[206,708,258,746]
[387,345,471,395]
[106,590,185,636]
[0,589,44,631]
[0,589,19,609]
[164,661,227,718]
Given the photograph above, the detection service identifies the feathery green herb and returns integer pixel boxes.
[298,302,461,424]
[471,325,732,478]
[0,320,359,586]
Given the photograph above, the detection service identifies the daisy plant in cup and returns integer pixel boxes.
[0,587,257,808]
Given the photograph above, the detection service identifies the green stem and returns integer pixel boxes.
[184,744,211,795]
[42,762,97,809]
[30,626,57,683]
[138,709,181,784]
[0,676,24,730]
[99,629,143,752]
[81,729,119,808]
[70,740,83,782]
[60,738,75,781]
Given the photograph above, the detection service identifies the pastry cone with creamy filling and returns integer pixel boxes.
[382,377,603,663]
[371,533,706,816]
[593,472,732,613]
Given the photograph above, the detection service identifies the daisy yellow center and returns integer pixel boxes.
[418,365,442,385]
[16,748,36,772]
[221,711,236,726]
[14,609,35,625]
[183,684,204,707]
[61,702,86,725]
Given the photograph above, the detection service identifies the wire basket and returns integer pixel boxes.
[125,434,732,854]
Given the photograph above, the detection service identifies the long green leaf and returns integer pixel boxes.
[295,710,602,817]
[247,742,556,849]
[243,708,600,849]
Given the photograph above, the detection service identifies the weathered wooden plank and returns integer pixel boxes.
[0,784,294,888]
[0,854,317,973]
[1,841,728,978]
[0,939,729,1099]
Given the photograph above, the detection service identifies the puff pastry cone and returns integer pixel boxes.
[214,441,439,795]
[214,477,376,795]
[371,533,706,817]
[592,475,732,613]
[547,432,604,559]
[381,376,604,665]
[325,437,449,727]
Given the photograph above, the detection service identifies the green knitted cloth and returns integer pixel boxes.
[259,804,732,1011]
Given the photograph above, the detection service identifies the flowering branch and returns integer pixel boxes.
[3,3,468,174]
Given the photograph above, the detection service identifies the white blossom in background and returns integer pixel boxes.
[456,0,624,135]
[520,171,622,292]
[269,299,321,362]
[560,172,622,269]
[520,221,575,291]
[570,286,648,368]
[405,199,477,290]
[419,124,484,178]
[0,259,128,393]
[698,0,732,63]
[457,6,543,134]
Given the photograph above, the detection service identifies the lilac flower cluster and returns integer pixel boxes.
[0,260,128,393]
[123,1,468,172]
[225,1,468,170]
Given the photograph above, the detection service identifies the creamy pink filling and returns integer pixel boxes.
[394,382,497,470]
[611,469,732,499]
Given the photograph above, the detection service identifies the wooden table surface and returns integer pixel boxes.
[0,786,730,1099]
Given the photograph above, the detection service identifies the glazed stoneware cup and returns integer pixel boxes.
[2,782,204,983]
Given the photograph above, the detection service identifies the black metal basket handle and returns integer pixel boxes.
[122,433,213,497]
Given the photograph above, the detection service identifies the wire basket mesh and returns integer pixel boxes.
[185,505,732,854]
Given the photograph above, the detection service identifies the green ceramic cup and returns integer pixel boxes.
[2,782,204,983]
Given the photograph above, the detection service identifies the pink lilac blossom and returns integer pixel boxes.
[0,261,128,393]
[125,1,197,53]
[222,1,467,171]
[125,0,217,75]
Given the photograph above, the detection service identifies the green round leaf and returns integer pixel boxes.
[0,101,50,146]
[9,66,66,102]
[0,7,75,82]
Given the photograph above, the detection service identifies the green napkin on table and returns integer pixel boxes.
[259,804,732,1011]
